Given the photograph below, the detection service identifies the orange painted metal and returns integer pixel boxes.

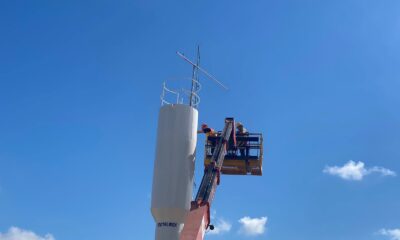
[179,204,209,240]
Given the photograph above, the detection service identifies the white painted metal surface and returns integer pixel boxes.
[151,104,198,240]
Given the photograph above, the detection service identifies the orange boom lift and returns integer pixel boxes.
[180,118,263,240]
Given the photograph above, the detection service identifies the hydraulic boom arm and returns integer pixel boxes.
[180,118,235,240]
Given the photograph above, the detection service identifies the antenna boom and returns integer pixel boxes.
[176,51,228,90]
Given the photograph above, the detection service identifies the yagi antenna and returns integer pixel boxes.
[176,51,228,90]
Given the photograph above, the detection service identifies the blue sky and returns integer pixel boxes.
[1,0,400,239]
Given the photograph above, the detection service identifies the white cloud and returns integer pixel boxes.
[238,216,267,236]
[0,227,54,240]
[369,166,396,176]
[208,219,232,235]
[323,160,396,181]
[380,228,400,240]
[210,210,217,220]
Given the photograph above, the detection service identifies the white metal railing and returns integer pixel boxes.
[160,80,201,108]
[160,82,181,106]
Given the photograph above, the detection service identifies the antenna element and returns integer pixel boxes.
[177,51,228,90]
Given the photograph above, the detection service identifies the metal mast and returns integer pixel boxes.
[189,46,201,108]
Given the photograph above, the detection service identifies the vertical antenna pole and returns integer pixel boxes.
[189,46,200,107]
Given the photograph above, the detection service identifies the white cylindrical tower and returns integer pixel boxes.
[151,104,198,240]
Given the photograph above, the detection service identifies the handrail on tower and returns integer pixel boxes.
[160,81,182,106]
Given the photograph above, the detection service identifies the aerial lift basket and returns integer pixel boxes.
[204,133,263,176]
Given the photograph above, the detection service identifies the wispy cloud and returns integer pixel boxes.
[210,209,217,220]
[0,227,55,240]
[379,228,400,240]
[238,216,268,236]
[208,219,232,235]
[323,160,396,181]
[207,210,231,235]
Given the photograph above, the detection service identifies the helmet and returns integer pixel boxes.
[236,122,243,128]
[201,123,208,129]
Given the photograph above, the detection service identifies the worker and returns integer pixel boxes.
[236,122,249,158]
[198,124,217,155]
[197,123,215,135]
